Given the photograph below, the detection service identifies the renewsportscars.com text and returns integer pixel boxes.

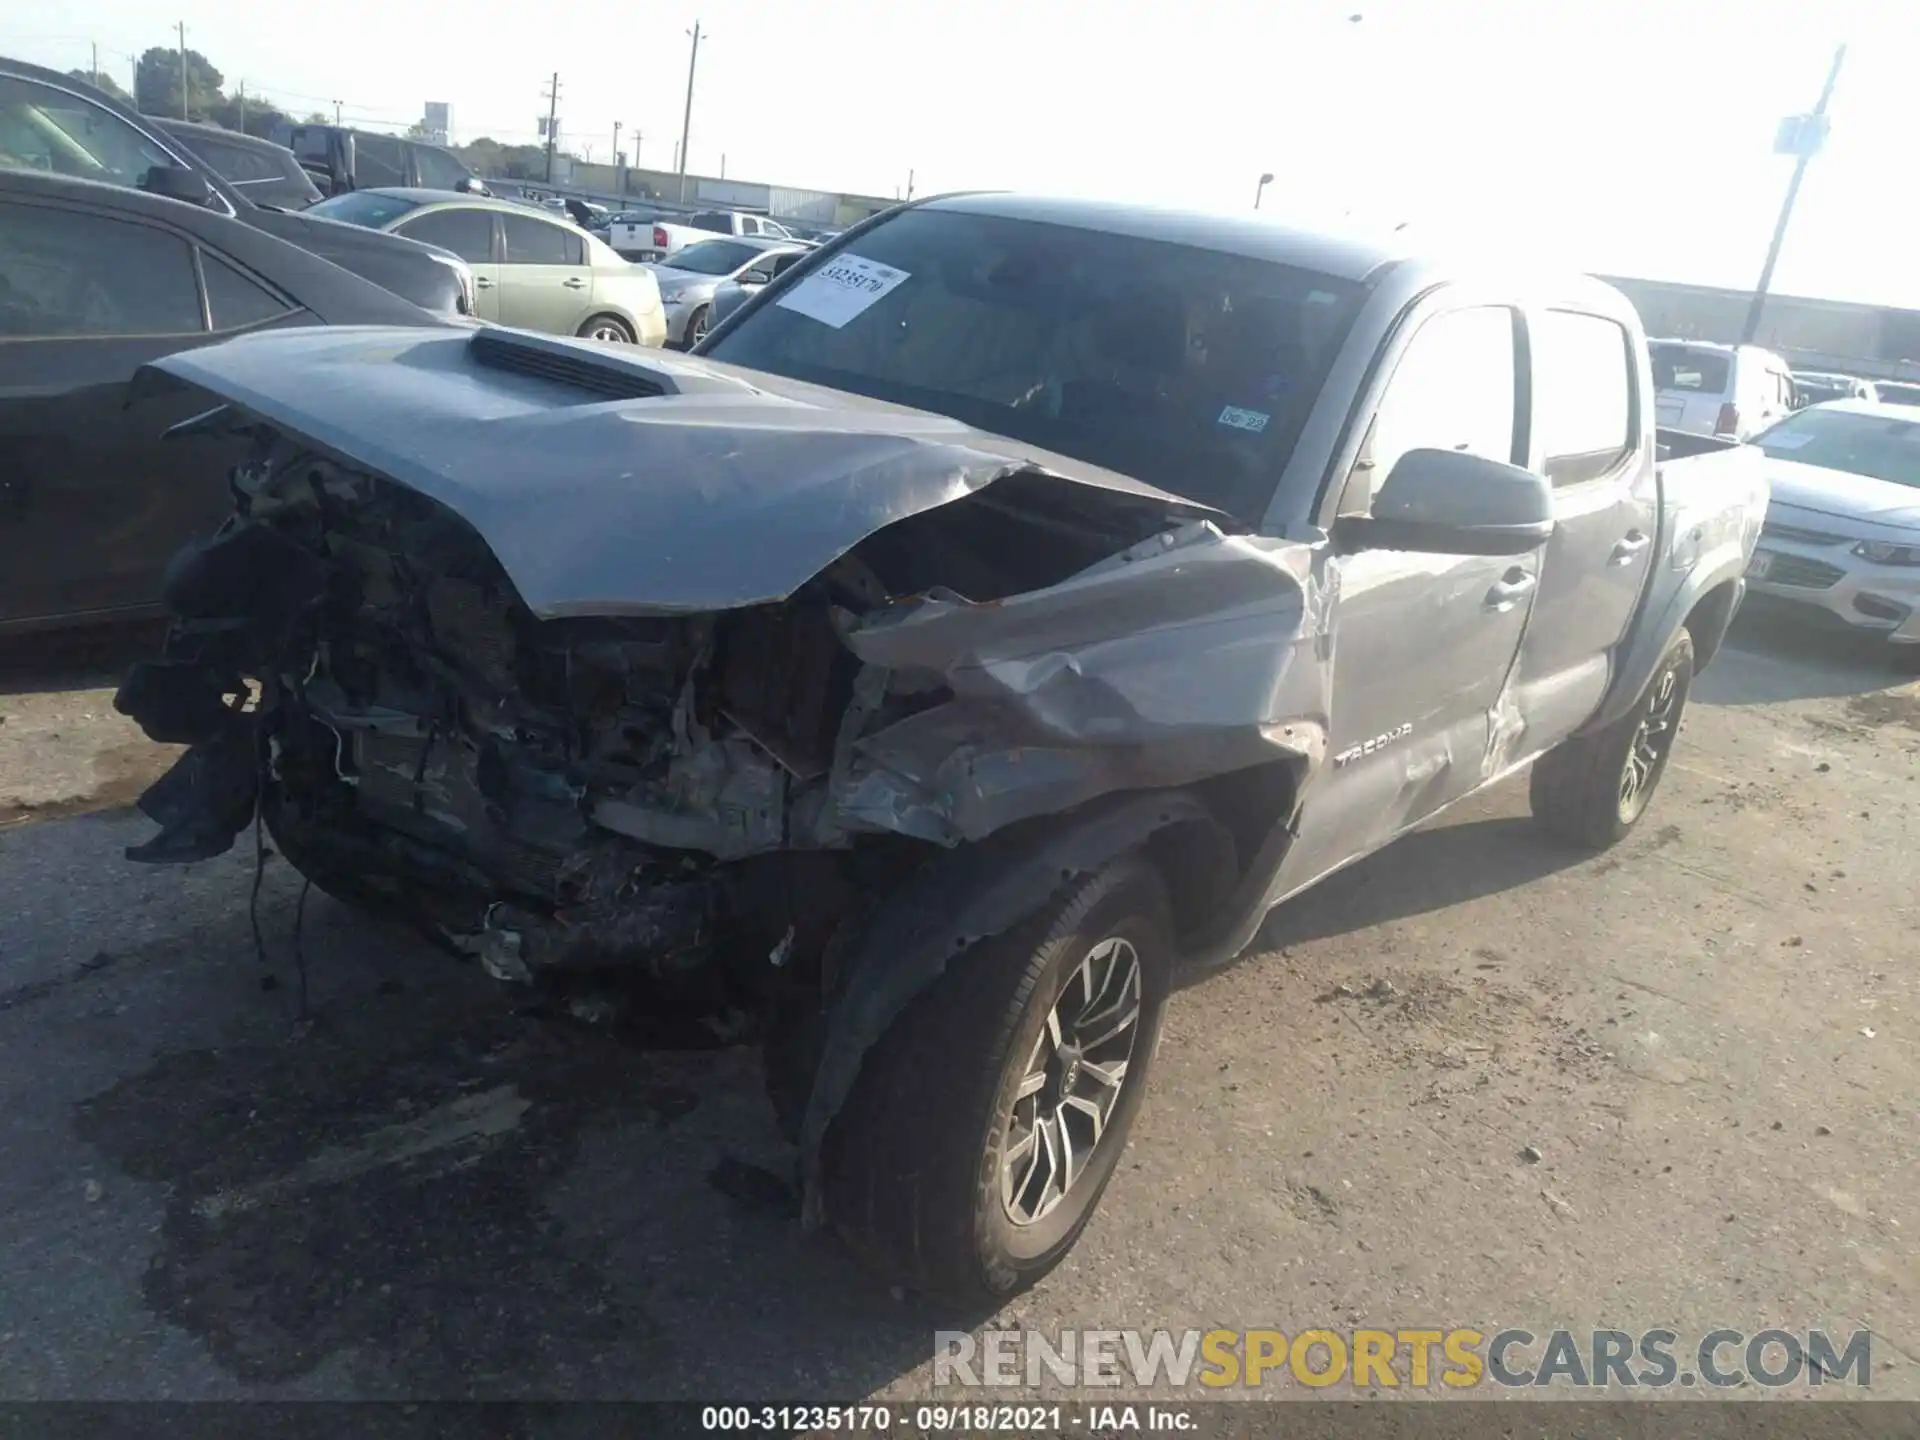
[934,1327,1874,1390]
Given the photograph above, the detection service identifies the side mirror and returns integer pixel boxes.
[1335,448,1553,557]
[141,164,214,207]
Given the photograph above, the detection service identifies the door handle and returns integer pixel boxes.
[473,276,493,289]
[562,277,587,289]
[1484,568,1537,612]
[1610,530,1651,565]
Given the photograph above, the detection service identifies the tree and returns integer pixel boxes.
[454,136,568,181]
[206,92,292,141]
[68,68,133,105]
[134,45,226,121]
[304,111,330,125]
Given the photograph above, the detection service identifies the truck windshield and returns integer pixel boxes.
[307,191,422,229]
[703,207,1366,520]
[1756,408,1920,489]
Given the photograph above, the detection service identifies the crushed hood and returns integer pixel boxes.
[1764,458,1920,533]
[143,326,1226,619]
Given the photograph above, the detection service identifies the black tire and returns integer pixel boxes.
[819,856,1174,1304]
[1530,627,1695,850]
[682,304,711,349]
[577,313,635,344]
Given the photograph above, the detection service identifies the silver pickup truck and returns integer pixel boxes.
[116,193,1767,1304]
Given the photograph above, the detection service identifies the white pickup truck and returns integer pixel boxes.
[607,207,795,263]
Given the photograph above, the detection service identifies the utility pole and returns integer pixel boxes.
[1743,43,1846,344]
[176,21,189,119]
[238,80,246,133]
[612,120,622,168]
[90,41,98,88]
[906,168,915,200]
[542,71,560,183]
[130,54,138,102]
[333,100,342,124]
[676,20,702,203]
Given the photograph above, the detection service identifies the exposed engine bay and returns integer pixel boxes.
[116,420,1320,1022]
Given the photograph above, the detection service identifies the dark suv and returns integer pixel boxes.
[152,117,321,211]
[271,122,488,199]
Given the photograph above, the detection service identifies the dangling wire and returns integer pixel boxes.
[292,876,313,1019]
[248,786,269,973]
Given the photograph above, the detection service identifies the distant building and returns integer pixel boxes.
[489,157,895,230]
[1601,275,1920,381]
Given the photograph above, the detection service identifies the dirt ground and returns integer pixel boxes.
[0,603,1914,1404]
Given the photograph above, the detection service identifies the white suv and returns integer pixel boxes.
[1651,339,1797,441]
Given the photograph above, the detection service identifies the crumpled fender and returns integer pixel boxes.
[796,789,1226,1225]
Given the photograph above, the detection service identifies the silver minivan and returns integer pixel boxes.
[1651,339,1797,441]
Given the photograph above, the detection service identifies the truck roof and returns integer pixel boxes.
[919,192,1411,284]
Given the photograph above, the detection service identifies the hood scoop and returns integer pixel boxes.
[468,328,668,402]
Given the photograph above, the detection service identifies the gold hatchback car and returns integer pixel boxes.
[307,188,667,345]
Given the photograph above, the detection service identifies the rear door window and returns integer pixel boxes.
[1532,310,1636,484]
[0,201,203,337]
[501,213,583,265]
[192,136,283,184]
[201,251,295,330]
[396,207,496,263]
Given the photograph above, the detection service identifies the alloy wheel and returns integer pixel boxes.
[1619,664,1680,819]
[1001,936,1143,1227]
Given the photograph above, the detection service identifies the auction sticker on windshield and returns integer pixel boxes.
[776,254,910,328]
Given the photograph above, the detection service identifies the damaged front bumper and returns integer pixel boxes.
[117,327,1330,1018]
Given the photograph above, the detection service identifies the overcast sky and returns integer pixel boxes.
[8,0,1914,305]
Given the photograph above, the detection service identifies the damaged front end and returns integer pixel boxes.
[118,333,1328,1150]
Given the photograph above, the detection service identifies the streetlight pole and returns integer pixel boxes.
[1742,43,1847,345]
[676,20,702,203]
[1253,172,1274,209]
[176,22,189,119]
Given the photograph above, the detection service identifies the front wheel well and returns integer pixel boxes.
[1683,580,1741,671]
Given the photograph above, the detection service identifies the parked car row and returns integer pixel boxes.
[1,54,678,635]
[2,58,473,317]
[306,188,665,344]
[1651,337,1920,442]
[610,206,801,263]
[0,167,447,632]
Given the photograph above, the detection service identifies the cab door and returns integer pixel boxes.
[1502,306,1655,749]
[391,206,502,321]
[1271,299,1539,898]
[497,212,591,334]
